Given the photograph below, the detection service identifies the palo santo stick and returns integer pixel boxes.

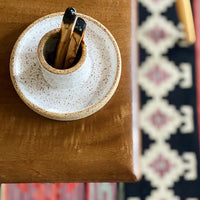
[54,7,77,69]
[64,17,86,69]
[175,0,196,44]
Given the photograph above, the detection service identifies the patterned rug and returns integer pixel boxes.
[1,1,200,200]
[125,0,200,199]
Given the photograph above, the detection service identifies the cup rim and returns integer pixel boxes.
[37,28,87,75]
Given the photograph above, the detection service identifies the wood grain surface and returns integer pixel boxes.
[0,0,140,182]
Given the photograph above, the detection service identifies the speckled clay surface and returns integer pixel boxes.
[10,13,121,121]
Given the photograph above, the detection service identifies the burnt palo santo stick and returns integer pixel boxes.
[54,7,77,69]
[64,17,86,69]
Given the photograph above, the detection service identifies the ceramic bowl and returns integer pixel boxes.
[10,12,121,121]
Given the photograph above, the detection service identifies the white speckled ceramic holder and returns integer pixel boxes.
[10,13,121,121]
[38,28,89,89]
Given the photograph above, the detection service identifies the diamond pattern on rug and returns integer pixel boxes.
[138,15,180,56]
[139,0,175,13]
[146,189,180,200]
[143,143,182,187]
[140,99,182,140]
[139,57,190,97]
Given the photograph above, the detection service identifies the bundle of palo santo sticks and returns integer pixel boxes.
[54,7,87,69]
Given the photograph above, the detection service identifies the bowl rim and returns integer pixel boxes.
[10,12,121,121]
[37,28,87,75]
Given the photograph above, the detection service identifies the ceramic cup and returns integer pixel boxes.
[37,28,91,89]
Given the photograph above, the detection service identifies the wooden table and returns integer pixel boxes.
[0,0,140,182]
